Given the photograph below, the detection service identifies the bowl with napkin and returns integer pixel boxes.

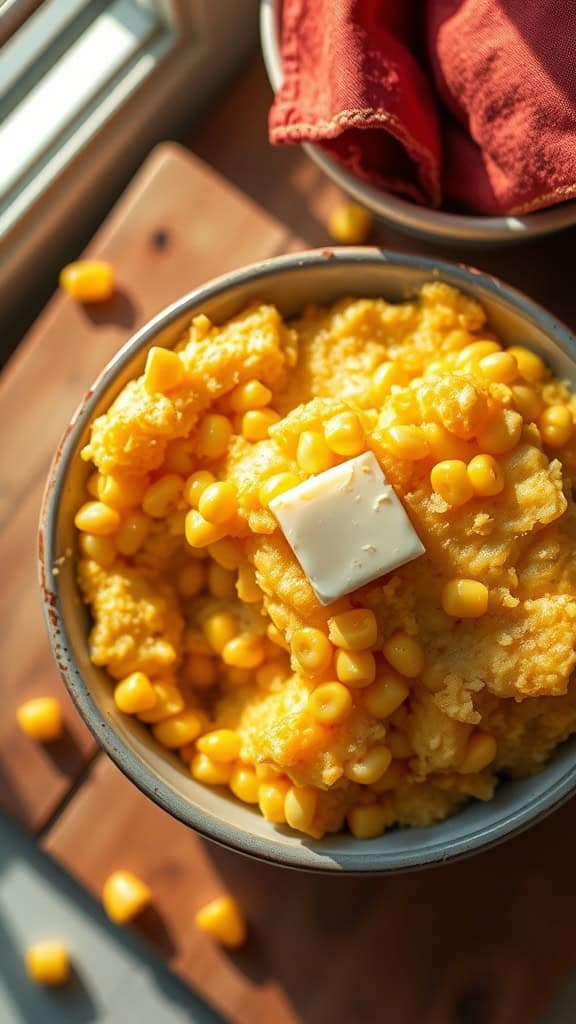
[261,0,576,244]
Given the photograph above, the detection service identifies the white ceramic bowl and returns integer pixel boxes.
[260,0,576,246]
[40,249,576,873]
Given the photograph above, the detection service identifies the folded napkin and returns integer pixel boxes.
[269,0,576,215]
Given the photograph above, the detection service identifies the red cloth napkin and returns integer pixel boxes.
[269,0,576,215]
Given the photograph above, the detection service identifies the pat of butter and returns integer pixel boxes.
[270,451,425,605]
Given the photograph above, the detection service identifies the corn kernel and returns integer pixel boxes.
[190,752,232,785]
[371,759,407,792]
[184,470,215,507]
[335,649,376,687]
[25,941,70,986]
[258,778,291,822]
[347,803,390,839]
[383,425,430,460]
[236,561,261,603]
[197,414,232,459]
[175,560,205,598]
[185,653,218,689]
[183,628,212,655]
[476,408,522,454]
[421,423,471,462]
[508,346,545,383]
[328,202,372,244]
[466,454,504,497]
[430,460,473,506]
[197,729,241,763]
[208,537,244,569]
[296,430,337,474]
[241,408,280,442]
[74,501,120,535]
[185,509,226,548]
[138,682,184,723]
[478,351,518,384]
[163,438,196,476]
[97,470,148,509]
[291,627,333,673]
[102,870,150,924]
[362,672,409,718]
[454,340,501,367]
[229,379,272,412]
[383,632,424,678]
[152,710,203,748]
[308,682,353,724]
[258,472,300,507]
[17,697,63,742]
[230,764,259,803]
[198,481,237,524]
[60,259,114,302]
[328,609,377,651]
[142,474,183,518]
[79,532,116,567]
[284,786,317,832]
[143,346,184,395]
[459,731,497,774]
[195,896,246,949]
[203,611,239,654]
[222,634,266,669]
[115,512,150,555]
[442,578,489,618]
[208,562,237,600]
[344,745,392,784]
[371,361,408,403]
[539,404,573,447]
[86,471,100,497]
[511,384,544,421]
[114,672,157,714]
[324,412,365,456]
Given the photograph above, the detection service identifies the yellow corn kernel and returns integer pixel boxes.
[466,454,504,497]
[308,682,353,724]
[508,346,545,383]
[163,438,196,476]
[230,764,259,803]
[25,941,70,986]
[511,384,544,421]
[284,786,317,833]
[198,481,237,525]
[383,632,424,678]
[344,745,392,785]
[208,537,244,570]
[258,778,291,822]
[74,500,120,536]
[335,649,376,687]
[86,471,100,497]
[17,697,63,742]
[232,563,258,604]
[229,379,272,412]
[190,752,233,785]
[184,470,215,508]
[143,346,184,395]
[347,803,390,839]
[185,510,226,548]
[454,340,501,367]
[421,423,471,462]
[97,470,148,509]
[328,201,372,244]
[102,870,150,924]
[442,578,489,618]
[59,259,114,302]
[371,759,407,793]
[176,560,205,598]
[383,425,430,460]
[267,623,289,650]
[208,562,237,601]
[152,710,203,749]
[185,653,218,689]
[430,460,473,506]
[115,512,150,556]
[258,472,300,507]
[324,412,365,456]
[197,729,241,763]
[291,627,333,674]
[539,404,573,447]
[138,682,184,723]
[296,430,337,474]
[197,414,232,459]
[203,611,239,654]
[166,510,187,536]
[459,731,497,774]
[114,672,157,714]
[241,408,280,442]
[371,361,408,403]
[195,896,246,949]
[476,408,523,454]
[362,672,409,718]
[79,532,116,567]
[222,634,266,669]
[328,609,377,651]
[478,351,518,384]
[142,474,183,518]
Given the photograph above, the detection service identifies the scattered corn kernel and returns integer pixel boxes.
[511,384,544,421]
[478,351,518,384]
[138,682,184,723]
[344,745,392,784]
[163,438,195,476]
[348,803,390,839]
[86,471,100,497]
[190,752,233,785]
[97,471,148,509]
[25,941,70,986]
[455,340,501,367]
[335,649,376,687]
[79,532,116,567]
[144,346,184,394]
[258,472,300,507]
[328,609,377,651]
[308,682,353,724]
[17,697,63,742]
[383,633,424,678]
[324,412,365,456]
[459,731,497,774]
[114,672,157,714]
[197,414,232,459]
[229,379,272,412]
[142,474,183,518]
[466,454,504,497]
[362,672,409,718]
[291,627,333,673]
[539,404,573,447]
[197,729,241,763]
[296,430,337,474]
[184,470,215,507]
[203,611,239,654]
[430,460,473,506]
[60,259,114,302]
[102,870,151,924]
[383,425,430,460]
[236,561,262,603]
[230,764,259,803]
[74,501,120,535]
[222,634,266,669]
[371,361,407,403]
[115,512,150,555]
[195,896,247,949]
[208,537,244,569]
[176,560,206,598]
[208,562,237,600]
[421,423,471,462]
[284,786,317,832]
[152,710,203,748]
[185,509,226,548]
[508,346,545,383]
[241,408,280,442]
[328,202,372,244]
[476,409,522,454]
[258,778,291,822]
[198,481,237,524]
[442,578,489,618]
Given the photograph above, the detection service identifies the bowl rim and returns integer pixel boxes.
[39,247,576,873]
[259,0,576,243]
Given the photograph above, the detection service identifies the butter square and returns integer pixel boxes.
[270,451,425,605]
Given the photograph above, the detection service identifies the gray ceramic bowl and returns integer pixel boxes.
[40,249,576,873]
[260,0,576,245]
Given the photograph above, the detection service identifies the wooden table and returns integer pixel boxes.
[3,57,576,1024]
